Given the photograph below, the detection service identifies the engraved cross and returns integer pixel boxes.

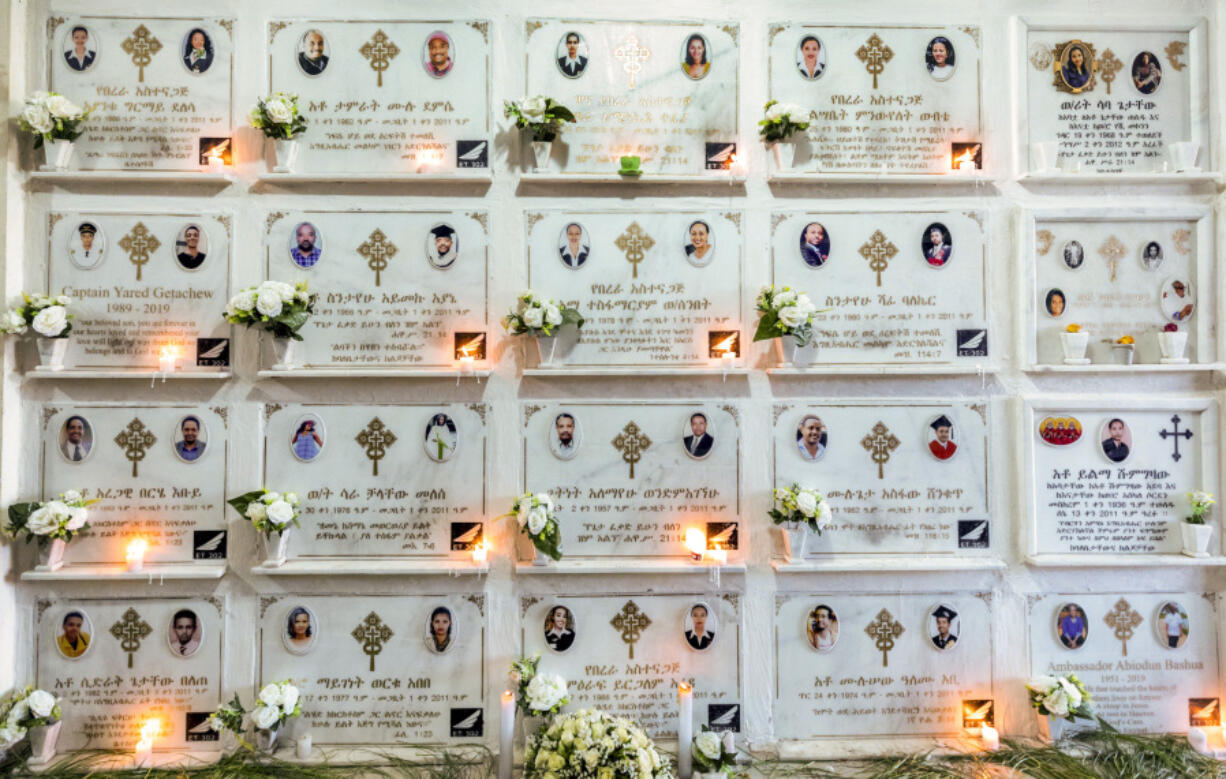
[1098,236,1126,282]
[1103,598,1142,656]
[856,33,894,89]
[356,417,397,477]
[118,223,161,282]
[860,421,900,479]
[611,600,652,659]
[351,611,393,672]
[110,608,153,669]
[360,29,400,87]
[122,24,162,83]
[612,421,652,479]
[1099,49,1123,94]
[858,230,898,287]
[1159,415,1194,462]
[114,417,157,478]
[615,222,655,280]
[357,229,398,287]
[614,35,652,90]
[865,608,904,667]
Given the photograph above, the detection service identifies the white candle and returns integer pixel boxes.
[296,733,312,759]
[958,159,975,172]
[720,351,735,370]
[133,742,151,768]
[207,155,225,172]
[460,355,474,373]
[980,725,1000,751]
[677,682,693,778]
[125,539,148,572]
[498,690,515,779]
[472,542,488,564]
[710,545,727,566]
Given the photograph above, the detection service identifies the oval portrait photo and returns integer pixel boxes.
[1043,288,1067,319]
[168,608,203,658]
[68,221,106,271]
[1140,241,1164,271]
[59,414,94,464]
[799,222,830,268]
[426,605,456,654]
[289,221,323,270]
[805,603,839,653]
[927,603,960,651]
[62,25,98,72]
[1055,602,1088,649]
[1057,40,1095,92]
[426,223,458,270]
[796,35,826,81]
[681,33,711,80]
[182,28,214,75]
[298,29,330,77]
[556,31,589,79]
[1161,277,1195,322]
[175,223,209,271]
[558,222,589,269]
[423,31,454,78]
[796,414,827,462]
[683,602,718,652]
[682,411,714,460]
[1132,51,1162,95]
[926,414,956,461]
[550,411,581,460]
[424,413,458,463]
[56,608,94,660]
[289,414,325,463]
[1037,415,1083,447]
[1062,240,1084,270]
[283,605,318,655]
[925,36,956,81]
[1155,601,1189,649]
[1099,417,1132,464]
[684,220,714,268]
[543,605,576,653]
[172,414,208,464]
[922,223,951,268]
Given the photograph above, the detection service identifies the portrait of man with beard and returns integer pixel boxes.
[290,222,322,269]
[551,412,580,460]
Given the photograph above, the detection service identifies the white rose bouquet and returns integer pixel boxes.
[1,292,74,338]
[770,484,832,535]
[227,488,300,537]
[504,492,562,561]
[1186,490,1215,525]
[526,708,675,779]
[249,680,301,733]
[249,91,307,140]
[1026,674,1103,725]
[691,727,737,776]
[223,281,316,341]
[0,686,60,747]
[509,653,559,716]
[504,95,577,141]
[4,489,98,546]
[503,290,584,337]
[754,285,820,347]
[758,99,809,143]
[18,91,90,148]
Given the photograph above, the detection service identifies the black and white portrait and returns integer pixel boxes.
[796,35,826,81]
[59,415,93,463]
[290,414,325,462]
[298,29,330,76]
[68,221,105,270]
[283,605,318,655]
[684,220,714,268]
[682,412,714,460]
[182,28,214,74]
[424,413,458,463]
[1132,51,1162,95]
[550,412,580,460]
[558,222,589,269]
[683,602,718,652]
[289,222,323,270]
[922,223,951,268]
[925,36,955,81]
[175,223,209,271]
[168,608,203,658]
[62,25,98,72]
[1062,240,1084,270]
[1141,241,1164,271]
[928,604,960,651]
[543,605,576,653]
[799,222,830,269]
[426,223,458,270]
[556,31,589,78]
[426,605,456,653]
[173,415,208,464]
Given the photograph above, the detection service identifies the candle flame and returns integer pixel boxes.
[684,527,706,556]
[678,681,693,697]
[952,144,980,170]
[125,538,148,560]
[158,345,179,359]
[502,689,514,703]
[136,716,161,749]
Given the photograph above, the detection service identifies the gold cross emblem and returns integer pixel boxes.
[1165,40,1187,71]
[615,222,654,280]
[860,421,900,480]
[1098,49,1123,94]
[611,600,652,659]
[114,417,157,478]
[865,608,904,667]
[612,421,651,479]
[360,29,400,87]
[858,230,897,287]
[118,223,161,283]
[1098,235,1126,282]
[614,34,652,90]
[357,229,398,287]
[356,417,397,477]
[856,33,893,89]
[109,607,153,669]
[351,611,393,672]
[1103,598,1142,656]
[122,24,162,83]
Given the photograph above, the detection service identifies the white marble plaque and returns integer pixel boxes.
[522,402,740,559]
[47,211,231,370]
[771,210,988,366]
[522,594,740,738]
[524,20,740,176]
[259,595,486,745]
[775,593,994,738]
[767,23,982,174]
[525,210,743,367]
[1028,212,1213,365]
[264,210,488,369]
[1021,23,1205,174]
[36,598,223,750]
[1028,593,1220,733]
[1025,398,1218,556]
[268,20,491,174]
[41,404,229,565]
[773,401,989,556]
[262,403,487,560]
[48,15,234,171]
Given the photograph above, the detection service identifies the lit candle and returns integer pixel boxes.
[677,683,693,778]
[498,690,515,779]
[710,544,727,566]
[125,538,148,572]
[134,717,160,768]
[684,528,706,562]
[295,732,312,759]
[958,159,975,172]
[460,355,475,373]
[980,725,1000,751]
[207,154,225,172]
[720,350,735,370]
[158,346,177,374]
[472,541,488,565]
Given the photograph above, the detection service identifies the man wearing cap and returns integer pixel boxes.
[70,222,103,269]
[928,415,956,460]
[931,606,958,650]
[428,225,457,269]
[425,32,453,77]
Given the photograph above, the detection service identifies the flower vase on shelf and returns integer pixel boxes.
[776,338,816,368]
[534,335,558,368]
[261,529,292,567]
[1059,332,1090,365]
[1111,343,1134,366]
[254,728,278,752]
[1181,522,1213,558]
[37,539,68,571]
[40,140,74,171]
[782,522,809,562]
[531,141,552,172]
[273,139,300,173]
[772,140,796,171]
[532,546,551,567]
[268,337,298,371]
[35,338,69,370]
[1159,331,1189,364]
[27,721,62,766]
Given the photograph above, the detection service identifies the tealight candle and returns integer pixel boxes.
[158,346,177,374]
[710,544,727,566]
[958,159,976,172]
[684,528,706,562]
[472,542,488,564]
[295,733,312,759]
[125,538,148,572]
[460,355,475,372]
[980,725,1000,751]
[207,155,225,172]
[720,350,735,369]
[134,717,160,768]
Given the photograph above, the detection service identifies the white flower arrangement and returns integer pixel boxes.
[227,489,300,537]
[526,673,570,715]
[502,290,584,337]
[207,694,246,737]
[758,99,810,143]
[250,680,300,732]
[754,285,820,347]
[0,293,74,338]
[692,728,737,776]
[249,91,307,140]
[1026,674,1098,723]
[4,489,97,546]
[223,281,316,341]
[769,484,832,535]
[0,686,61,746]
[504,95,576,141]
[18,92,90,148]
[504,492,562,561]
[525,708,675,779]
[1186,490,1215,525]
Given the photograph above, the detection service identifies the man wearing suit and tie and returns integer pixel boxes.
[559,223,589,268]
[62,416,91,462]
[683,413,714,459]
[685,604,715,650]
[557,32,588,78]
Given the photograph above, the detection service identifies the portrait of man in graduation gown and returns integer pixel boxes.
[930,605,958,650]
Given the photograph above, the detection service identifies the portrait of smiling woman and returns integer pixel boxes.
[684,220,714,267]
[681,33,711,80]
[426,606,456,653]
[283,606,318,655]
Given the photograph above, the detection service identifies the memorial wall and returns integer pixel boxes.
[1,0,1224,768]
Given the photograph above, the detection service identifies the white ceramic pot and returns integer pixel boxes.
[1111,344,1134,366]
[295,732,313,759]
[41,140,74,171]
[535,335,558,367]
[273,139,300,173]
[37,538,68,571]
[27,720,62,765]
[1060,332,1090,364]
[531,141,552,171]
[1031,141,1058,173]
[1159,331,1189,364]
[35,338,69,371]
[261,528,292,567]
[269,336,298,371]
[1181,522,1213,558]
[1037,712,1086,743]
[254,727,279,752]
[1169,141,1200,172]
[776,338,817,368]
[783,522,809,562]
[532,545,550,567]
[772,140,796,171]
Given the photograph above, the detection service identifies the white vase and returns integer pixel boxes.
[1169,141,1200,172]
[269,337,298,371]
[1111,344,1134,366]
[783,522,809,562]
[1159,331,1189,364]
[254,727,278,752]
[35,338,69,370]
[273,139,300,173]
[535,335,558,367]
[531,140,552,171]
[261,528,292,567]
[37,538,68,571]
[775,338,817,368]
[1059,332,1089,365]
[41,140,74,171]
[772,140,796,171]
[1037,713,1079,743]
[532,545,550,567]
[27,721,61,766]
[521,714,546,747]
[1181,522,1213,558]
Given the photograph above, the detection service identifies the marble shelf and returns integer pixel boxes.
[1018,171,1222,185]
[769,172,994,185]
[777,735,983,761]
[772,557,1006,573]
[1025,554,1226,568]
[20,562,227,582]
[1026,363,1224,374]
[515,559,745,575]
[519,172,746,186]
[27,749,222,774]
[767,365,998,377]
[250,558,489,576]
[27,368,232,380]
[523,367,750,377]
[254,171,492,185]
[27,170,236,186]
[256,368,490,379]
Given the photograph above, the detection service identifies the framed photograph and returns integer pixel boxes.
[289,414,325,463]
[424,413,459,463]
[282,605,319,655]
[795,414,827,462]
[67,221,105,270]
[172,414,208,464]
[805,603,838,653]
[927,603,961,652]
[426,605,457,653]
[682,411,714,460]
[61,24,99,72]
[543,605,576,653]
[298,29,330,76]
[59,415,94,464]
[167,608,204,658]
[684,220,714,268]
[550,412,581,460]
[55,608,94,660]
[683,602,718,652]
[174,223,209,271]
[1055,602,1088,650]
